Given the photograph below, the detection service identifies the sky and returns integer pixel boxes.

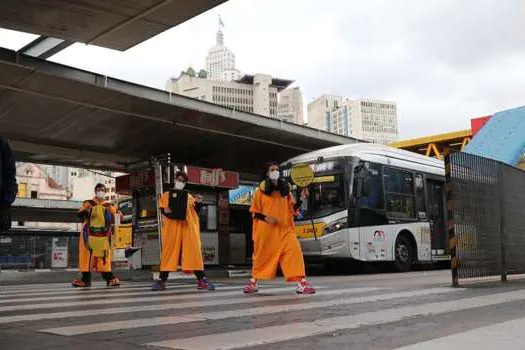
[1,0,524,139]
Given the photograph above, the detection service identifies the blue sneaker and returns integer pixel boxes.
[197,278,215,291]
[151,279,166,291]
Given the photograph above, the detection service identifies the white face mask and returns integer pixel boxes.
[174,181,185,190]
[95,191,105,199]
[269,170,280,181]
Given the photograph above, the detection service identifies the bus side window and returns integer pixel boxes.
[358,164,384,210]
[415,173,427,220]
[384,167,416,219]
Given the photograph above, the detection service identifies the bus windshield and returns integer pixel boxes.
[283,159,348,220]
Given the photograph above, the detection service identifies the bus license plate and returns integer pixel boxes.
[295,223,325,239]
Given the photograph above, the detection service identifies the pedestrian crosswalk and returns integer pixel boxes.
[2,278,525,349]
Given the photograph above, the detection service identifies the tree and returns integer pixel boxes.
[198,69,208,78]
[186,67,196,77]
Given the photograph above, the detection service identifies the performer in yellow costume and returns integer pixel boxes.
[244,162,315,294]
[72,183,121,288]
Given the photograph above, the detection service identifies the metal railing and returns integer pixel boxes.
[0,231,79,270]
[446,151,525,286]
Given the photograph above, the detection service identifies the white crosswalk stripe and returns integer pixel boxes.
[0,283,212,304]
[394,317,525,350]
[1,280,524,350]
[0,285,340,325]
[40,287,385,335]
[0,285,249,311]
[0,283,230,303]
[149,289,525,350]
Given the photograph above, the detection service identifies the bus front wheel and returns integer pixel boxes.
[394,235,413,272]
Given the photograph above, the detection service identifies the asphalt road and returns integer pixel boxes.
[2,270,525,350]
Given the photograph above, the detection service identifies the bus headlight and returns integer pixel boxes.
[325,218,348,234]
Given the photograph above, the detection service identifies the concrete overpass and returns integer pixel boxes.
[10,198,82,223]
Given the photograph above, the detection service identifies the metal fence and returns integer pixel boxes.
[0,231,137,272]
[0,232,79,270]
[446,151,525,286]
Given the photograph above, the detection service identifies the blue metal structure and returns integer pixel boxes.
[464,106,525,166]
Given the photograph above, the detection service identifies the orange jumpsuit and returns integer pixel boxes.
[159,192,204,273]
[78,198,116,273]
[250,184,306,282]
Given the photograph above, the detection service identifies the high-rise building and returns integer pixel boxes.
[168,18,304,123]
[277,87,304,124]
[307,95,344,130]
[308,95,398,144]
[166,73,293,118]
[205,18,241,81]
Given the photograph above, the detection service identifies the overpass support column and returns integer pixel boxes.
[217,191,231,266]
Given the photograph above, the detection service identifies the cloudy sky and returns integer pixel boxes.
[1,0,524,139]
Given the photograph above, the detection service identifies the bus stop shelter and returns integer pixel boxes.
[0,0,357,173]
[0,48,356,175]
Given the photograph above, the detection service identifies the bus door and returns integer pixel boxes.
[427,179,447,257]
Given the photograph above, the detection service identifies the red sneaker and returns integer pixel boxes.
[107,276,121,288]
[296,280,316,294]
[243,280,259,294]
[71,279,91,288]
[197,278,216,291]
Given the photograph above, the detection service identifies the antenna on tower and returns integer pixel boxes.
[216,15,225,45]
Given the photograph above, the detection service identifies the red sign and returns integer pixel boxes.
[186,167,239,189]
[116,167,240,193]
[116,171,155,194]
[471,115,492,137]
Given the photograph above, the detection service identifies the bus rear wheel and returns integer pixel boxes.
[394,235,413,272]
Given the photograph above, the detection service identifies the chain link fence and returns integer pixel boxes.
[446,151,525,286]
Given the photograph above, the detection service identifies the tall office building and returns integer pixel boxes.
[308,95,398,144]
[205,17,241,81]
[168,18,304,123]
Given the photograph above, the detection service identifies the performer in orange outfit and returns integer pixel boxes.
[244,162,316,294]
[151,171,215,291]
[72,183,121,288]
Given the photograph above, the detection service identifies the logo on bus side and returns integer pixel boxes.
[373,230,386,241]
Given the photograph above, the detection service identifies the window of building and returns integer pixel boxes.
[30,191,38,199]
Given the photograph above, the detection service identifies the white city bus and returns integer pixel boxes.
[282,143,447,272]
